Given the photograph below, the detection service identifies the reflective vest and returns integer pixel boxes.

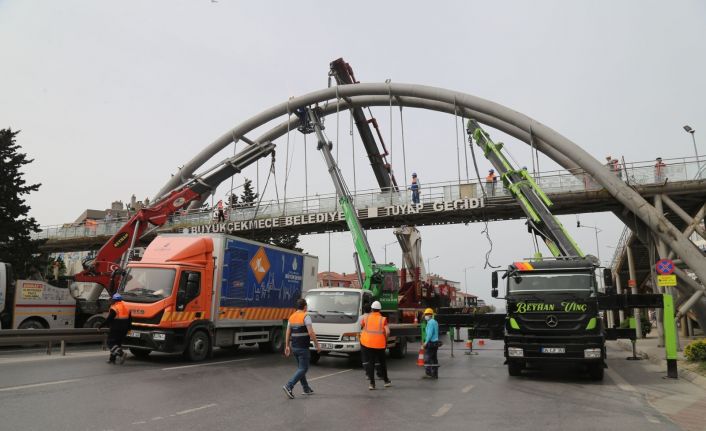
[288,310,310,349]
[111,301,130,320]
[360,312,387,349]
[486,173,496,183]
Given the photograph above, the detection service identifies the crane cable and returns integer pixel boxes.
[399,106,408,192]
[467,122,500,269]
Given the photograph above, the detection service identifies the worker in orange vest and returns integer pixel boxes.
[360,301,391,390]
[99,293,131,364]
[283,298,320,399]
[485,169,498,196]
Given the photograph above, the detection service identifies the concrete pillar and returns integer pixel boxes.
[615,275,625,324]
[654,195,679,350]
[626,245,643,339]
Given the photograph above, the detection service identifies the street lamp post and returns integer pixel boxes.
[683,125,701,170]
[577,221,602,262]
[427,255,439,280]
[463,266,475,295]
[382,241,397,264]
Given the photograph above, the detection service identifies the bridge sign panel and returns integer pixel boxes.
[655,259,674,275]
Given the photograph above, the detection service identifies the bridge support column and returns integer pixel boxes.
[626,245,642,339]
[615,275,625,324]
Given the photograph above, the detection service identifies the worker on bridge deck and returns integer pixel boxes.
[485,169,498,196]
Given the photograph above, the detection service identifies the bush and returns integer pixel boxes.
[684,339,706,362]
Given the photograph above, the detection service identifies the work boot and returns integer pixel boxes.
[106,357,116,364]
[118,351,126,365]
[368,383,375,390]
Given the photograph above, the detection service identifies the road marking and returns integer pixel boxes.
[131,421,147,425]
[432,403,453,417]
[605,367,636,392]
[0,378,81,392]
[176,403,218,415]
[151,417,164,421]
[461,384,474,393]
[161,358,253,371]
[308,369,353,381]
[644,415,660,424]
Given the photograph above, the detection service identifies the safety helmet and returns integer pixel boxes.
[489,169,495,173]
[424,308,434,315]
[371,301,382,310]
[412,172,417,177]
[112,293,123,301]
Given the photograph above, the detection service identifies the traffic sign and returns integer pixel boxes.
[656,259,675,275]
[657,274,677,287]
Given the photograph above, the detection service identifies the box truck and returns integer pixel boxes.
[120,234,318,361]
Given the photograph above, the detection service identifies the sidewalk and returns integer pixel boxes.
[611,335,706,390]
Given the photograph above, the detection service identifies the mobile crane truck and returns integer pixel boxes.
[297,106,418,364]
[465,120,607,380]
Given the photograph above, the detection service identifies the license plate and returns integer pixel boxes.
[541,347,565,354]
[127,330,142,338]
[319,343,334,349]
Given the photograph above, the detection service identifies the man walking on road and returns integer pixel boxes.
[360,301,391,390]
[283,298,320,399]
[99,293,131,364]
[422,308,440,379]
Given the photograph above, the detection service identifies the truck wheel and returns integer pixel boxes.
[130,348,151,359]
[389,337,408,359]
[259,327,284,353]
[310,351,321,365]
[83,315,106,329]
[19,319,46,330]
[508,361,523,377]
[588,363,604,381]
[184,330,210,362]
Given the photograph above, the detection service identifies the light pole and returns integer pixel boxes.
[382,241,397,264]
[577,220,602,262]
[427,255,439,280]
[463,266,475,294]
[684,125,701,170]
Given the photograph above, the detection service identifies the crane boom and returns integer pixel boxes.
[300,107,398,309]
[466,119,584,258]
[75,140,276,294]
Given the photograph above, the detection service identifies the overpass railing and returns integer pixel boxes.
[34,156,705,241]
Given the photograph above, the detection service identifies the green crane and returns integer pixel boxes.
[299,107,399,311]
[466,119,584,259]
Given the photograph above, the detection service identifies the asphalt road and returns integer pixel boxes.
[0,340,702,431]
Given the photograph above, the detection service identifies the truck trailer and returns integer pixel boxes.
[119,233,318,361]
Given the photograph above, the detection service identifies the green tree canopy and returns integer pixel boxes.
[0,129,43,278]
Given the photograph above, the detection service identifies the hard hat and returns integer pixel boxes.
[112,293,123,301]
[424,308,434,315]
[412,172,417,177]
[371,301,382,310]
[489,169,495,173]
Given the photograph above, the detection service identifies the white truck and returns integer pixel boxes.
[303,287,416,364]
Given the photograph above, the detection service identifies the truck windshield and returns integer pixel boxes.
[305,291,360,316]
[508,272,594,294]
[120,268,176,303]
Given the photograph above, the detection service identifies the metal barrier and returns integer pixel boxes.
[0,328,107,355]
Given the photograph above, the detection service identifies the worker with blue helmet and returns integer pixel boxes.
[99,291,131,364]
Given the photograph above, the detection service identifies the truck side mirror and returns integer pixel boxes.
[603,268,613,288]
[491,272,498,298]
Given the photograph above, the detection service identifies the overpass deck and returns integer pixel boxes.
[38,157,706,252]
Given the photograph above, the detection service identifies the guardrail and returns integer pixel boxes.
[0,328,107,355]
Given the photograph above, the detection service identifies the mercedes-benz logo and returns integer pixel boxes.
[546,315,559,328]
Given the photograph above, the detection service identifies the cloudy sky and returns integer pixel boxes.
[2,1,705,307]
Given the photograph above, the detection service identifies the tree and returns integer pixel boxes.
[0,129,43,278]
[238,178,301,251]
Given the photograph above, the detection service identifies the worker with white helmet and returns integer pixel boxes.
[360,300,391,390]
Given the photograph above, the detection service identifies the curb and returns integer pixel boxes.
[612,340,706,390]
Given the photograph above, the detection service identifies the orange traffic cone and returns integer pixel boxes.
[417,346,425,366]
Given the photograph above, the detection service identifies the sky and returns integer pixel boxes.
[2,0,705,309]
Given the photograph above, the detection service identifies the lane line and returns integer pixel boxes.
[605,367,637,393]
[461,384,474,393]
[432,403,453,417]
[644,415,660,424]
[151,417,164,421]
[308,369,353,381]
[176,403,218,415]
[161,358,253,371]
[0,378,82,392]
[131,421,147,425]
